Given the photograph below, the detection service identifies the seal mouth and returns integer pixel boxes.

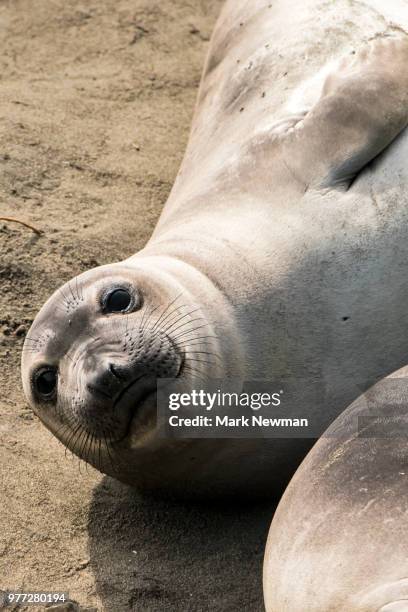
[114,350,185,442]
[113,373,152,410]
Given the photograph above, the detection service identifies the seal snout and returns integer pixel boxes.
[77,327,184,438]
[86,360,136,401]
[85,356,164,413]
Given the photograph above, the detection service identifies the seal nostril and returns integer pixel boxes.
[109,363,125,380]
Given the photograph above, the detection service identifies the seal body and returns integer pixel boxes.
[22,0,408,498]
[263,369,408,611]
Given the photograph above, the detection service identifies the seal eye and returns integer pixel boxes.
[35,368,57,398]
[105,288,132,313]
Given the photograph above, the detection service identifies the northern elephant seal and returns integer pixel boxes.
[22,0,408,498]
[263,369,408,611]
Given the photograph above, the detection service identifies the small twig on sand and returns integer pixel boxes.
[0,216,42,235]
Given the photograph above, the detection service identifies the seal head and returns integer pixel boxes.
[21,261,217,471]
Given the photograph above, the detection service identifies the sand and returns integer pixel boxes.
[0,1,273,610]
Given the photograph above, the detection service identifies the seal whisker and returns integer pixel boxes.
[138,303,150,331]
[150,300,188,333]
[150,293,184,332]
[160,304,202,329]
[95,436,102,471]
[139,304,152,331]
[172,321,210,335]
[171,324,210,342]
[58,287,71,309]
[181,360,209,375]
[180,367,208,384]
[62,421,83,456]
[149,304,184,333]
[185,356,218,367]
[172,323,210,337]
[71,427,85,474]
[52,420,66,440]
[75,276,83,303]
[87,432,98,473]
[71,424,86,460]
[83,431,93,473]
[185,350,222,362]
[74,425,90,473]
[23,338,42,352]
[184,345,219,355]
[184,345,219,352]
[177,344,217,356]
[24,336,41,343]
[67,281,77,305]
[103,431,118,474]
[97,437,102,473]
[84,431,96,471]
[159,307,203,336]
[53,422,73,453]
[163,315,207,338]
[177,337,218,346]
[182,362,207,374]
[78,457,84,475]
[86,434,95,472]
[141,303,161,332]
[144,304,162,330]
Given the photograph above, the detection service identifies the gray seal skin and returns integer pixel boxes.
[21,0,408,498]
[263,370,408,612]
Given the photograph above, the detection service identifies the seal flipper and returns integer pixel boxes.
[280,36,408,192]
